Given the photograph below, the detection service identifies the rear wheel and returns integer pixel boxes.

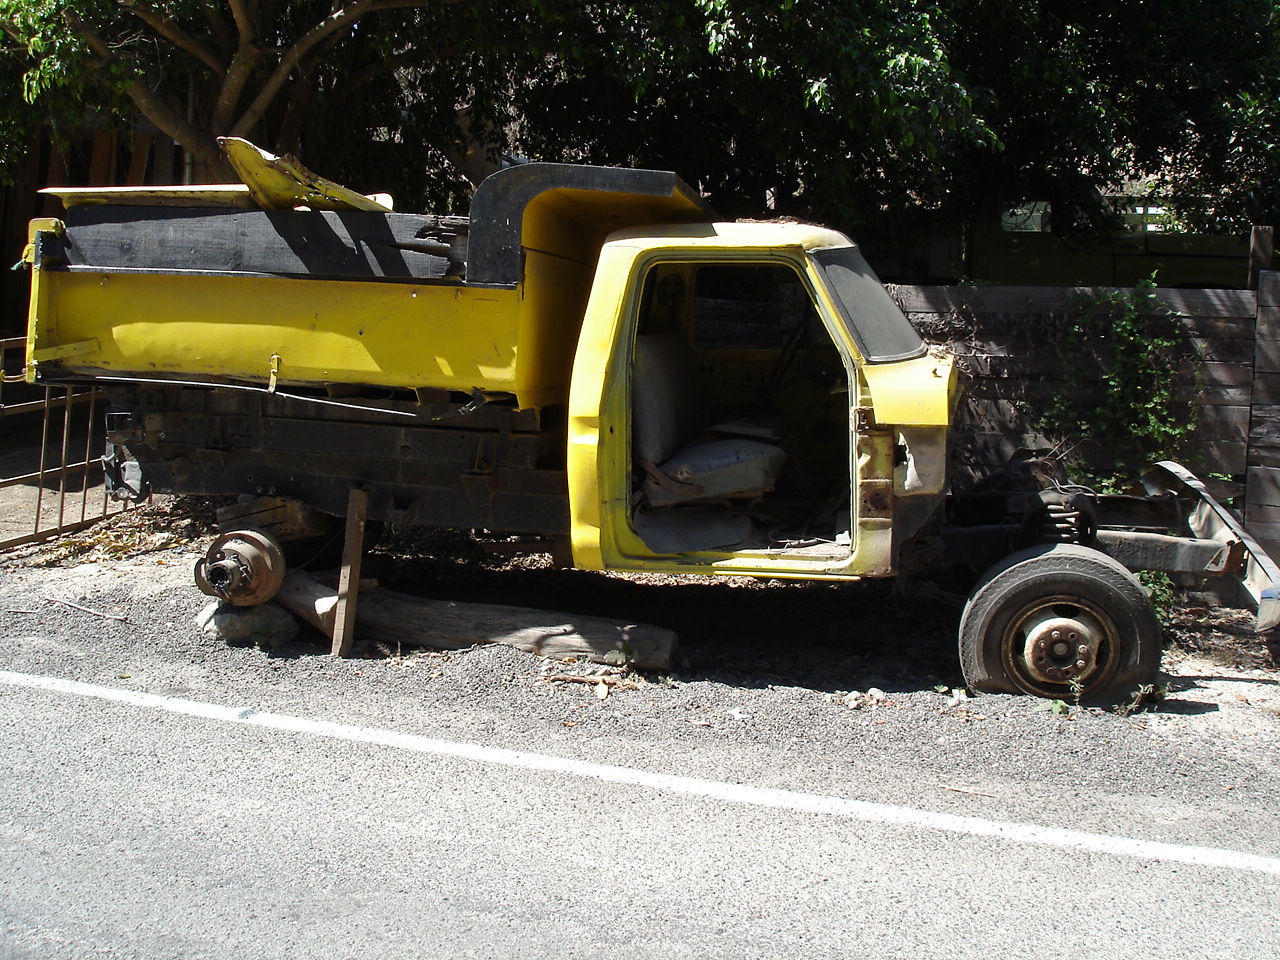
[959,544,1161,705]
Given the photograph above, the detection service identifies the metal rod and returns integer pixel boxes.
[0,515,120,552]
[57,387,73,530]
[90,375,427,418]
[0,394,97,416]
[0,460,100,489]
[34,385,52,535]
[81,389,98,522]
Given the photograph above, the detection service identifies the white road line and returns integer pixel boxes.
[4,667,1278,876]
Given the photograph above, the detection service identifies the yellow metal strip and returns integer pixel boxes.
[32,338,100,363]
[219,137,392,212]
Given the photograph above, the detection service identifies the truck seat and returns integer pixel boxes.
[632,333,787,508]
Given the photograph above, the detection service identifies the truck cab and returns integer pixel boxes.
[567,222,954,581]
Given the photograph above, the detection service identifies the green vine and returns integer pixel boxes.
[1037,276,1199,484]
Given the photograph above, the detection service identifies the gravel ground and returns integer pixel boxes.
[2,496,1279,824]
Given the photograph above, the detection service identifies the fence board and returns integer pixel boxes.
[1260,271,1280,309]
[900,280,1261,485]
[1246,466,1280,507]
[893,285,1256,318]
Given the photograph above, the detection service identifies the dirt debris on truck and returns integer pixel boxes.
[20,138,1280,705]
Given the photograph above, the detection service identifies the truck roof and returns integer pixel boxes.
[603,219,856,253]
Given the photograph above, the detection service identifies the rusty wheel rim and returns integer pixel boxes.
[999,594,1121,698]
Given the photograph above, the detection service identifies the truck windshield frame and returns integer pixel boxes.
[812,246,926,363]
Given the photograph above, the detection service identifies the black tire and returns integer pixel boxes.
[958,543,1161,705]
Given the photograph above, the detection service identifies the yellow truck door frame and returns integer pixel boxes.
[566,225,900,580]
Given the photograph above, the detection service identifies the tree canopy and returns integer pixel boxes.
[0,0,1275,235]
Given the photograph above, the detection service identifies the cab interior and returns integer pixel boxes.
[627,259,854,556]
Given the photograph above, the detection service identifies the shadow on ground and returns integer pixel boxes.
[368,530,966,696]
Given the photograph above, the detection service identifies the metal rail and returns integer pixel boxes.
[0,337,139,551]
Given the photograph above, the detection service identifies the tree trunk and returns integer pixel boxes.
[274,572,677,670]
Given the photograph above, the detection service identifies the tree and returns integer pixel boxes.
[507,1,997,223]
[0,0,1275,236]
[938,0,1280,233]
[0,0,481,187]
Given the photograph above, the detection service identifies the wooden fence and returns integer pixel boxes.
[892,271,1280,560]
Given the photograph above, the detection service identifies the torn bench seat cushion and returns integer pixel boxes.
[642,438,788,507]
[632,332,787,508]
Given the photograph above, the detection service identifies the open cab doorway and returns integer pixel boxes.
[624,255,856,563]
[573,225,892,580]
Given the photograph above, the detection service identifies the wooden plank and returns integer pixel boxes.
[1248,448,1280,470]
[892,284,1257,318]
[1239,519,1280,545]
[959,376,1247,407]
[1249,373,1280,406]
[278,572,677,670]
[1252,305,1280,341]
[1248,407,1280,469]
[1254,339,1280,374]
[1244,503,1280,523]
[951,431,1244,475]
[1258,313,1280,358]
[1194,405,1251,444]
[125,133,151,186]
[1252,230,1276,292]
[1259,271,1280,308]
[214,495,331,541]
[1188,337,1256,364]
[1149,288,1257,319]
[932,332,1250,365]
[1249,404,1280,424]
[955,360,1249,391]
[1246,466,1280,507]
[951,399,1247,446]
[88,130,117,187]
[952,353,1220,382]
[915,313,1256,345]
[1256,539,1280,568]
[330,488,368,658]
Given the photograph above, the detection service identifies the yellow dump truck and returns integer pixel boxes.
[20,146,1280,703]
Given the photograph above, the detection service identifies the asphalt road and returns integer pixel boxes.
[2,552,1280,959]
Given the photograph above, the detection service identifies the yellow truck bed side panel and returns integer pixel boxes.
[28,270,526,399]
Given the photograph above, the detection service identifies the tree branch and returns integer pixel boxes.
[229,0,433,138]
[0,19,27,45]
[213,48,261,135]
[64,10,229,178]
[201,1,232,51]
[124,3,226,77]
[344,49,424,97]
[227,0,255,40]
[211,0,267,137]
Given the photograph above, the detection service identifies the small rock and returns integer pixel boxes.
[196,600,299,647]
